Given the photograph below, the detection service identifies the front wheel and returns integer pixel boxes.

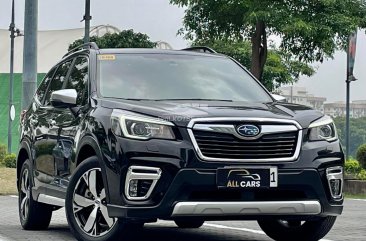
[258,216,337,241]
[65,156,126,241]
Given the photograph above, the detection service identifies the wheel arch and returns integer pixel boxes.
[75,135,111,202]
[75,135,103,166]
[17,140,32,187]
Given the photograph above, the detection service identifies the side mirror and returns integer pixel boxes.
[271,94,287,102]
[51,89,77,108]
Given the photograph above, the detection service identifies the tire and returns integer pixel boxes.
[65,156,136,241]
[174,219,204,228]
[258,216,337,241]
[18,159,53,230]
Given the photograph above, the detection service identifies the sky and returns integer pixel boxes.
[0,0,365,103]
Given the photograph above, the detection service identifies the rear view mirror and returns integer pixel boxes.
[271,94,287,102]
[51,89,77,108]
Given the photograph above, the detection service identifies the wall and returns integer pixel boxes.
[0,73,45,153]
[344,180,366,195]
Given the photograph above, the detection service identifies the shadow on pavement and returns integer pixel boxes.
[134,226,266,241]
[0,224,266,241]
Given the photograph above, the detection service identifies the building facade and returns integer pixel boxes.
[279,86,327,112]
[279,86,366,118]
[324,101,366,118]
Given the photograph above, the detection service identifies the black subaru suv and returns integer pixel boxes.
[17,43,344,241]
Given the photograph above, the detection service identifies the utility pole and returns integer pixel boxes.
[346,77,351,159]
[22,0,38,110]
[8,0,16,153]
[8,0,23,153]
[346,32,358,160]
[83,0,91,43]
[290,85,293,103]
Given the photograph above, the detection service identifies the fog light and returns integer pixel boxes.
[129,180,138,197]
[329,179,341,197]
[125,166,162,201]
[326,166,343,199]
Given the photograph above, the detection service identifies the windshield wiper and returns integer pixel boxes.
[108,97,234,102]
[154,98,233,102]
[109,97,152,101]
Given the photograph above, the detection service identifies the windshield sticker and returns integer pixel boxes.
[98,55,116,61]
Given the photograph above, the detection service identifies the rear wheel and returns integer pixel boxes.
[66,156,139,241]
[174,219,204,229]
[18,160,53,230]
[258,216,337,241]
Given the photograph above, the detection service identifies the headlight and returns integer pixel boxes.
[308,116,337,142]
[111,110,175,140]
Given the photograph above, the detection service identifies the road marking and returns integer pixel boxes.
[204,223,265,235]
[350,198,366,202]
[9,195,18,198]
[0,234,8,241]
[204,223,334,241]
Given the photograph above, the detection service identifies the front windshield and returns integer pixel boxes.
[98,53,272,102]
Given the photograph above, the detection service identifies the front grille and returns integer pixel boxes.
[193,130,299,160]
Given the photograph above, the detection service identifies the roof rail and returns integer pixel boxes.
[182,46,217,54]
[63,42,99,58]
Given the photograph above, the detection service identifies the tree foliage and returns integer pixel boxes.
[333,117,366,157]
[2,153,16,168]
[356,144,366,169]
[195,40,315,90]
[171,0,366,83]
[345,158,362,174]
[69,29,156,50]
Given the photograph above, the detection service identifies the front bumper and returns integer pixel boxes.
[107,168,343,220]
[171,200,321,216]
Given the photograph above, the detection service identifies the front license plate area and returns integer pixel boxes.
[216,167,278,189]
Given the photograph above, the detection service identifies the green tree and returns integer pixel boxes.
[69,29,156,50]
[333,117,366,157]
[171,0,366,84]
[195,40,315,90]
[356,144,366,169]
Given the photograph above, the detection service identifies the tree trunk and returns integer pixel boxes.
[250,21,268,82]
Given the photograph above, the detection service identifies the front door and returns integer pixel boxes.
[52,56,89,191]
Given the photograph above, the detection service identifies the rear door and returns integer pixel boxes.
[33,60,73,188]
[30,68,56,186]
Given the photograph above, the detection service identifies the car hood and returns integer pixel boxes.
[99,99,323,129]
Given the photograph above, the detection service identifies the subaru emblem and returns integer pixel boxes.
[236,124,260,137]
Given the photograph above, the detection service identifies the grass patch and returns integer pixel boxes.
[345,193,366,199]
[0,167,17,195]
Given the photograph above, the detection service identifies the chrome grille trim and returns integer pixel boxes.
[193,124,298,140]
[187,117,303,162]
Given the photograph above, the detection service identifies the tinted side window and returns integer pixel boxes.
[66,57,89,105]
[35,67,56,104]
[44,60,72,106]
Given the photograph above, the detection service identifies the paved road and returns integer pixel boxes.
[0,196,365,241]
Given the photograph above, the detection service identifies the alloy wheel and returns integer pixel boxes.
[72,168,116,237]
[20,169,30,220]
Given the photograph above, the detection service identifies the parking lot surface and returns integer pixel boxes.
[0,196,365,241]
